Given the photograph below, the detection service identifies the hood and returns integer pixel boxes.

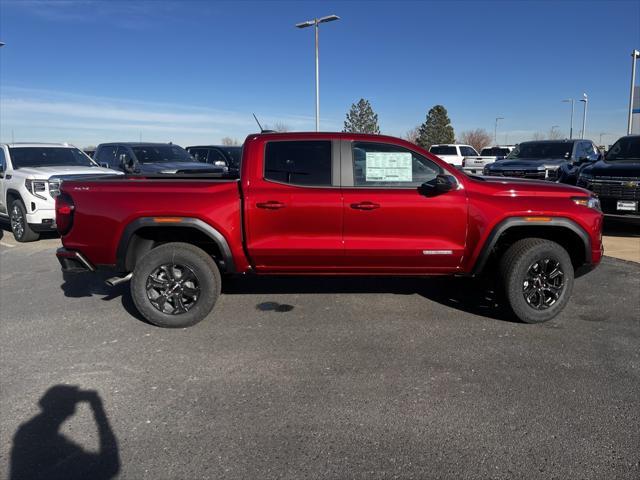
[487,159,566,170]
[478,176,591,197]
[14,165,119,178]
[136,161,224,174]
[581,159,640,177]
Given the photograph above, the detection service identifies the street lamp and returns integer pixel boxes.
[296,14,340,132]
[494,116,503,145]
[579,93,588,139]
[628,49,640,135]
[562,98,574,139]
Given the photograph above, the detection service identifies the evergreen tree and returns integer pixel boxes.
[416,105,455,149]
[343,98,380,134]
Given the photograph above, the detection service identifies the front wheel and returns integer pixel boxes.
[500,238,574,324]
[131,242,221,328]
[10,199,40,242]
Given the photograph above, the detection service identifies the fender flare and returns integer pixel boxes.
[471,217,592,275]
[115,217,236,273]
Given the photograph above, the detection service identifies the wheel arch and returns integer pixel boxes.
[6,188,23,207]
[472,217,591,276]
[116,217,236,273]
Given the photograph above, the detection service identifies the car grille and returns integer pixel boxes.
[579,176,640,201]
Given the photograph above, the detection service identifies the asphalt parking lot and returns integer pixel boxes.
[0,226,638,479]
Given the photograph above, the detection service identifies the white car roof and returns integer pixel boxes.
[431,144,473,148]
[3,142,77,148]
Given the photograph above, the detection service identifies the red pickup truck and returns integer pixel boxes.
[56,132,603,327]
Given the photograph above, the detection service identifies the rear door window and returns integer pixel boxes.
[460,146,479,157]
[264,141,332,186]
[429,146,457,156]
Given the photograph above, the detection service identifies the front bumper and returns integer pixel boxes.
[56,248,96,272]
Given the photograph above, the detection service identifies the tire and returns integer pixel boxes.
[10,199,40,242]
[499,238,574,324]
[130,242,221,328]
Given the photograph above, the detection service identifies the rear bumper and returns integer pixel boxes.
[56,248,96,272]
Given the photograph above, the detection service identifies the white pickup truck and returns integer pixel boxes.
[428,144,479,167]
[0,143,120,242]
[461,145,515,175]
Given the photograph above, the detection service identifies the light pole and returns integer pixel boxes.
[494,116,503,145]
[579,93,588,139]
[562,98,574,139]
[628,49,640,135]
[599,132,607,145]
[296,15,340,132]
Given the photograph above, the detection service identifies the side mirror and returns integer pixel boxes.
[419,174,457,196]
[100,162,109,168]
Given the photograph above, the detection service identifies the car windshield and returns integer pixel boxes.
[132,145,194,163]
[9,147,96,169]
[605,136,640,161]
[430,146,457,155]
[481,147,510,157]
[506,142,573,160]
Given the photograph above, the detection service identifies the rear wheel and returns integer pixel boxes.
[131,242,221,328]
[10,199,40,242]
[499,238,574,324]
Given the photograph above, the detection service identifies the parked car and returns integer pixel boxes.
[93,143,225,175]
[462,145,515,175]
[483,139,600,182]
[56,132,602,328]
[0,143,120,242]
[577,135,640,219]
[429,144,479,167]
[186,145,242,175]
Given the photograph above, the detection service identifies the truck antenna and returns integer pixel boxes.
[252,113,264,133]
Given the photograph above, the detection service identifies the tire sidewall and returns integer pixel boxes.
[10,200,39,242]
[131,243,220,328]
[505,243,574,324]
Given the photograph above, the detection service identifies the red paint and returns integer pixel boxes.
[59,132,603,274]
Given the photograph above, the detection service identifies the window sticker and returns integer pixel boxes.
[365,151,412,182]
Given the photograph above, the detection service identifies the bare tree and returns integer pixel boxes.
[532,132,545,140]
[221,137,239,146]
[548,127,563,140]
[263,122,290,132]
[403,127,420,144]
[458,129,492,153]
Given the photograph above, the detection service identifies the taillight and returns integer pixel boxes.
[55,192,75,235]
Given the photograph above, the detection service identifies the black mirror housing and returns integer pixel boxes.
[420,174,457,196]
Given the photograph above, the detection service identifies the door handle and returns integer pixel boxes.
[350,201,380,210]
[256,201,285,210]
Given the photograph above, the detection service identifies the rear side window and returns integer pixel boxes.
[188,148,208,162]
[264,141,332,186]
[460,146,478,156]
[429,146,457,155]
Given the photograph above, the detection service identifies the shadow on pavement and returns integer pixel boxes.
[10,385,120,480]
[603,217,640,237]
[60,271,516,323]
[224,275,516,323]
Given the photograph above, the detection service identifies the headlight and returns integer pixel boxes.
[25,179,48,200]
[572,196,601,211]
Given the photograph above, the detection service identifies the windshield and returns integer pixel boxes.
[9,147,96,169]
[605,136,640,161]
[132,145,194,163]
[430,146,457,155]
[506,142,573,160]
[481,147,510,157]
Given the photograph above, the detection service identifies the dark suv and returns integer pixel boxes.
[186,145,242,175]
[483,139,600,183]
[94,143,225,175]
[577,135,640,219]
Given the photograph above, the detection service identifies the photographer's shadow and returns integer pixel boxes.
[10,385,120,480]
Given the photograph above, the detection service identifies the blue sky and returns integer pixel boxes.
[0,0,638,147]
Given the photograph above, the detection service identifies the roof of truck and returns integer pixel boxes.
[2,142,76,148]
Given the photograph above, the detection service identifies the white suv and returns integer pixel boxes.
[0,143,121,242]
[428,144,479,167]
